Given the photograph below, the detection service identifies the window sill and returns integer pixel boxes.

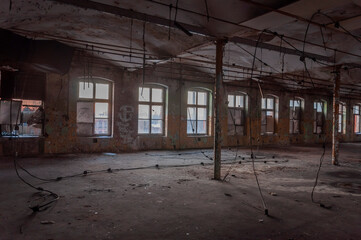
[78,136,113,139]
[187,135,212,138]
[261,133,277,136]
[138,134,166,137]
[0,135,43,138]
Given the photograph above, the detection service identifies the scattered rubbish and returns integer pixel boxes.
[94,212,98,215]
[177,179,192,184]
[258,219,264,223]
[269,192,277,196]
[224,193,232,197]
[200,162,204,166]
[231,174,236,178]
[332,195,341,198]
[41,221,55,225]
[319,203,332,209]
[84,205,92,208]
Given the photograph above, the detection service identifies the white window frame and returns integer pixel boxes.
[187,89,210,135]
[138,86,166,135]
[77,78,113,137]
[227,92,247,136]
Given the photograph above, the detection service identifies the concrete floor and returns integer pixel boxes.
[0,144,360,240]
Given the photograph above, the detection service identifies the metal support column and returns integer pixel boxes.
[332,66,341,165]
[214,39,225,180]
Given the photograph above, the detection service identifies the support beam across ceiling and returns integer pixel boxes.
[50,0,332,63]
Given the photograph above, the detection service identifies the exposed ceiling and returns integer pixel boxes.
[1,0,361,97]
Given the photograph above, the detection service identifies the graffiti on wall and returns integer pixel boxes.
[117,105,135,144]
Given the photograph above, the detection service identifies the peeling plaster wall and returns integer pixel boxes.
[2,55,360,156]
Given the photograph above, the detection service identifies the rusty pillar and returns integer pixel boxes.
[214,39,225,180]
[332,66,341,165]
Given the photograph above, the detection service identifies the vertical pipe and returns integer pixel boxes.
[214,39,225,180]
[332,66,341,165]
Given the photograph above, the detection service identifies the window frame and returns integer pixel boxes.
[77,78,113,137]
[353,104,361,134]
[338,102,346,134]
[313,100,325,134]
[227,92,247,136]
[289,98,302,134]
[138,86,166,135]
[261,95,277,134]
[187,89,210,135]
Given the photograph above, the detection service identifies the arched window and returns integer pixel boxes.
[187,88,211,135]
[261,95,278,134]
[353,104,361,134]
[313,100,327,134]
[338,102,346,134]
[289,97,303,134]
[77,78,113,136]
[227,92,247,135]
[138,85,166,135]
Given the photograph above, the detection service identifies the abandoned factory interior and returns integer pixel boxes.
[0,0,361,239]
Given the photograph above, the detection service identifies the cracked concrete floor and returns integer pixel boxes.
[0,143,360,240]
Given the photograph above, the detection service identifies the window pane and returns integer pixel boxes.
[198,92,207,106]
[197,107,207,120]
[187,120,196,134]
[77,123,93,136]
[267,98,274,109]
[354,105,359,114]
[235,95,244,108]
[355,115,360,133]
[266,111,273,117]
[151,105,163,120]
[290,100,294,107]
[79,82,93,99]
[197,120,207,134]
[139,104,150,119]
[187,107,196,120]
[234,110,242,125]
[139,87,150,102]
[294,100,300,107]
[228,95,234,107]
[152,88,163,103]
[138,120,150,134]
[95,119,108,134]
[77,102,94,123]
[317,103,323,112]
[151,120,163,134]
[95,83,109,99]
[95,103,108,118]
[261,98,266,109]
[188,91,196,104]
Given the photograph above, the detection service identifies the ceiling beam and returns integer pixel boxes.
[50,0,332,62]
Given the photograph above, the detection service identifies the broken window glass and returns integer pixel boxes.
[139,87,150,102]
